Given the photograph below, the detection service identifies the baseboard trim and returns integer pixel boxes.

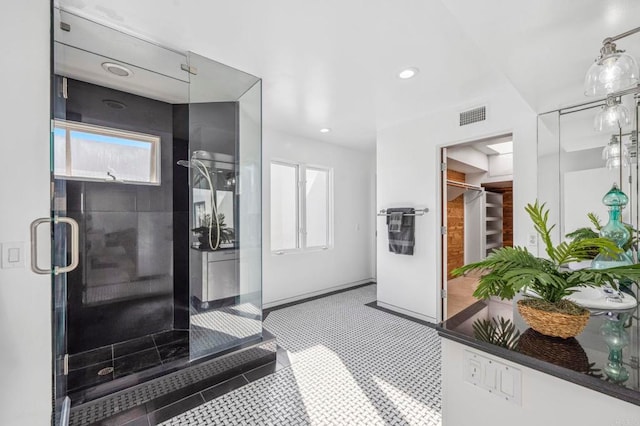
[375,301,437,324]
[263,279,376,313]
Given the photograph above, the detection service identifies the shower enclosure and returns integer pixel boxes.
[48,8,265,425]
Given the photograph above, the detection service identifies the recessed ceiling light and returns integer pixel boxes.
[102,62,132,77]
[486,141,513,155]
[398,67,419,79]
[102,99,127,110]
[320,128,331,133]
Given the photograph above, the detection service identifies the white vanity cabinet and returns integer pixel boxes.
[193,249,239,304]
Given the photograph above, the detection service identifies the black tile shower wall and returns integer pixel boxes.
[63,79,175,353]
[172,104,190,330]
[188,102,238,155]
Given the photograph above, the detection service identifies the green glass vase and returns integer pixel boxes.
[591,183,633,269]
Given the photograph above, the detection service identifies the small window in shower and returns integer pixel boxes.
[53,119,160,184]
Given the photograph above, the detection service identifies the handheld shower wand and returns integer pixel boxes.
[177,157,221,250]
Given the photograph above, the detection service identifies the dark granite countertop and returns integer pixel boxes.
[436,297,640,406]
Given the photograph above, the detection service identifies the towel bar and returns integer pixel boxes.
[377,208,429,217]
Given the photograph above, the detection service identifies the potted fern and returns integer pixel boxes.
[193,213,235,250]
[452,201,640,338]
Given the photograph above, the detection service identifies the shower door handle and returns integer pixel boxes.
[30,218,50,274]
[30,216,80,275]
[55,217,80,275]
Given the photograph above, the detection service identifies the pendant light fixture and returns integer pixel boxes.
[602,135,630,169]
[629,131,638,165]
[594,97,631,132]
[584,28,640,96]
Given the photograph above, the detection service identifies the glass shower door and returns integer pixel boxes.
[187,52,263,360]
[51,73,72,426]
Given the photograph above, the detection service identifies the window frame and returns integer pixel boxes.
[270,159,333,255]
[53,119,161,185]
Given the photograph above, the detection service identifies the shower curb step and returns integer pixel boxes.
[68,329,277,426]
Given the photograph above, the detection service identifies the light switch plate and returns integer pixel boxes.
[2,242,26,269]
[464,349,522,405]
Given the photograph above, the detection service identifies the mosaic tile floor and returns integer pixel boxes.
[190,302,262,358]
[161,285,442,425]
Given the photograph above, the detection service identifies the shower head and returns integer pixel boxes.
[177,151,218,168]
[177,158,211,173]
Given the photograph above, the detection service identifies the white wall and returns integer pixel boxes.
[488,153,513,179]
[263,128,376,307]
[0,1,52,424]
[442,339,640,425]
[376,83,537,322]
[447,145,489,172]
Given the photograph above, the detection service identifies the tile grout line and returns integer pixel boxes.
[111,343,115,380]
[153,337,164,365]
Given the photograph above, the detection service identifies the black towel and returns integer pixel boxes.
[386,208,415,255]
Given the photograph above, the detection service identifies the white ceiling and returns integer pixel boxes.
[441,0,640,112]
[57,0,640,150]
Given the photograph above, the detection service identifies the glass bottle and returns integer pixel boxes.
[591,183,633,269]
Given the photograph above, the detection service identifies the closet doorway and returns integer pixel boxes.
[441,135,513,319]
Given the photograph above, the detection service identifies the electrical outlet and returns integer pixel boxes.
[528,234,537,245]
[464,350,522,405]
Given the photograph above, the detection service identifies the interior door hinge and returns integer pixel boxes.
[441,226,447,235]
[63,354,69,376]
[441,289,447,299]
[440,162,447,171]
[60,77,68,100]
[181,64,198,75]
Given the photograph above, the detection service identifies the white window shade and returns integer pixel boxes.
[270,162,299,251]
[270,161,333,253]
[305,167,329,248]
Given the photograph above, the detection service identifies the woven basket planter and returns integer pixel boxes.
[516,328,590,372]
[517,299,590,339]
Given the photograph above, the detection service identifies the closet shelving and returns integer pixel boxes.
[484,191,503,255]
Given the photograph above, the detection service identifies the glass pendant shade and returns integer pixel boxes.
[584,45,639,96]
[594,98,631,131]
[602,135,630,169]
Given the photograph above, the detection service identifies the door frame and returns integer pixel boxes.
[440,147,448,321]
[436,130,514,322]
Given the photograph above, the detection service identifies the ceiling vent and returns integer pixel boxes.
[459,106,486,126]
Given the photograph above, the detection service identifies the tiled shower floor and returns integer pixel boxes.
[68,330,189,393]
[68,299,264,400]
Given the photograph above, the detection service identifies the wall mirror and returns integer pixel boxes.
[537,94,639,249]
